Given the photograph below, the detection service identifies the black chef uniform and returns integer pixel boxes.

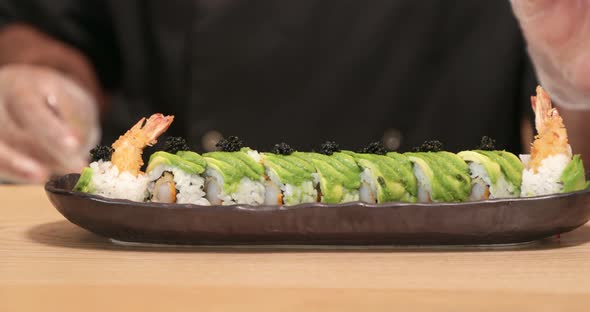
[0,0,538,153]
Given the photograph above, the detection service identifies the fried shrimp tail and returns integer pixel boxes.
[528,86,570,172]
[111,113,174,176]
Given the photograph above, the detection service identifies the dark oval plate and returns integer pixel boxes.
[45,174,590,245]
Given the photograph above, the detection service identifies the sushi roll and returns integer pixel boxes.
[292,142,361,204]
[261,143,318,205]
[73,114,174,201]
[71,87,588,205]
[203,137,266,205]
[145,150,209,204]
[521,87,588,196]
[343,143,417,203]
[404,142,471,203]
[458,147,523,200]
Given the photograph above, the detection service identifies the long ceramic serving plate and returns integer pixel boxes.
[45,174,590,245]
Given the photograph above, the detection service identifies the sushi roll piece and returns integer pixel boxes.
[458,148,524,200]
[521,86,588,196]
[404,143,471,203]
[203,137,266,205]
[73,160,151,202]
[145,150,209,205]
[292,142,361,204]
[261,143,318,205]
[343,145,417,203]
[73,114,174,202]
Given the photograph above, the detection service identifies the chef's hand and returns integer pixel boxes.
[0,64,100,183]
[512,0,590,110]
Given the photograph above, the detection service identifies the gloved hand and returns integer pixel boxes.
[0,64,100,183]
[511,0,590,110]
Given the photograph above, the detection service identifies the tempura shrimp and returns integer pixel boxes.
[111,113,174,176]
[528,86,571,172]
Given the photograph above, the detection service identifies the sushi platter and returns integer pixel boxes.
[46,173,590,245]
[45,86,590,245]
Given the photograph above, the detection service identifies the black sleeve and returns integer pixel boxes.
[0,0,120,90]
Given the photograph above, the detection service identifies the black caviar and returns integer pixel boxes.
[90,145,114,162]
[477,136,496,151]
[216,136,244,152]
[318,141,341,155]
[272,142,295,155]
[359,141,387,155]
[411,140,444,152]
[163,136,191,154]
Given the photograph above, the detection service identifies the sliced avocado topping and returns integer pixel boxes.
[234,149,265,177]
[457,151,501,184]
[405,154,435,185]
[405,152,471,202]
[176,151,207,169]
[349,152,417,203]
[262,153,315,186]
[203,150,264,193]
[73,167,94,193]
[146,151,205,175]
[561,155,588,193]
[386,152,419,199]
[476,150,523,193]
[292,151,361,204]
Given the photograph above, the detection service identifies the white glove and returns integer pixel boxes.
[0,64,100,183]
[511,0,590,110]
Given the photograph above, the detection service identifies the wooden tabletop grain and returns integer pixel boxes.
[1,185,590,311]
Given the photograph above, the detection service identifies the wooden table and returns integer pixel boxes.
[1,185,590,311]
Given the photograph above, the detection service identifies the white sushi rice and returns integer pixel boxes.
[521,154,570,197]
[147,165,209,205]
[246,149,263,163]
[341,190,360,203]
[265,169,317,205]
[519,154,531,168]
[284,181,317,204]
[205,149,266,205]
[88,161,149,202]
[359,168,377,203]
[312,172,320,187]
[232,177,265,204]
[311,172,359,203]
[467,163,517,199]
[205,168,266,205]
[413,164,432,203]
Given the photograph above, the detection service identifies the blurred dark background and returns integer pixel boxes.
[0,0,537,154]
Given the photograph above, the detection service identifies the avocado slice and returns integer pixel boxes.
[176,151,207,170]
[477,150,523,193]
[348,152,417,203]
[262,153,315,186]
[405,152,471,202]
[147,151,205,175]
[292,151,361,204]
[561,155,588,193]
[203,150,265,194]
[457,151,501,185]
[72,167,94,193]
